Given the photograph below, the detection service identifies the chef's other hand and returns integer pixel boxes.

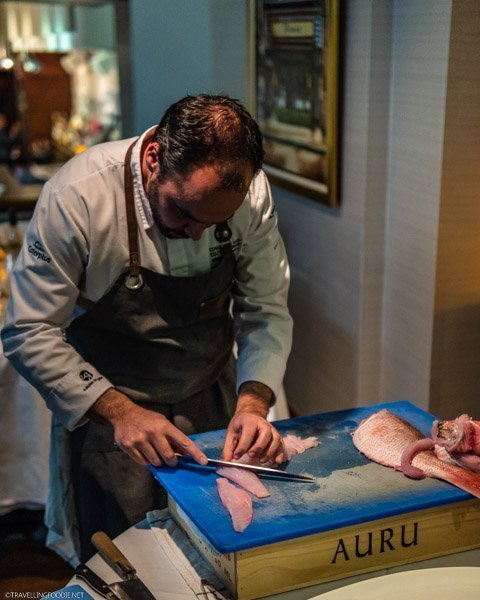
[223,381,284,465]
[87,387,208,468]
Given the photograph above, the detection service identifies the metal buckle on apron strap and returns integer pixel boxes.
[215,221,232,243]
[124,273,144,290]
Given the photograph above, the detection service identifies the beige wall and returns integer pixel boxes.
[380,0,451,410]
[279,0,395,415]
[430,0,480,418]
[281,0,472,416]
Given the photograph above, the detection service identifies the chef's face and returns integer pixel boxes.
[144,152,252,241]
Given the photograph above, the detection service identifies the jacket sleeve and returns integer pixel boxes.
[1,181,113,430]
[232,171,293,400]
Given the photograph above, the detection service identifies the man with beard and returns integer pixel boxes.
[1,95,292,564]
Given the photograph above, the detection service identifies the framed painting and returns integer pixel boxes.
[248,0,341,206]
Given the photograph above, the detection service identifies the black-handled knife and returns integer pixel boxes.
[75,563,119,599]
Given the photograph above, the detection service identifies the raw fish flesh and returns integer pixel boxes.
[216,477,253,532]
[352,409,480,498]
[283,434,319,461]
[219,433,318,496]
[215,466,270,498]
[216,433,319,532]
[235,434,320,466]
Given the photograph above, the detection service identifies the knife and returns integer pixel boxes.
[90,531,157,600]
[75,563,119,599]
[174,452,316,482]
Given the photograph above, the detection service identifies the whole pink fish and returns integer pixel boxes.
[216,477,253,532]
[352,409,480,498]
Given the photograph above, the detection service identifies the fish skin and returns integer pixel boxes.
[434,444,480,472]
[216,477,253,532]
[352,409,480,499]
[454,453,480,472]
[215,466,270,498]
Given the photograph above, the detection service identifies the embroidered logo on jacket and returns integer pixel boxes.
[79,369,104,392]
[28,240,51,263]
[209,238,241,260]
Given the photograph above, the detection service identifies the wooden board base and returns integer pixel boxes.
[169,497,480,600]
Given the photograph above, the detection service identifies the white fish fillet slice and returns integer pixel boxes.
[283,434,319,461]
[353,409,480,498]
[215,433,319,532]
[216,477,253,532]
[215,466,270,498]
[235,434,320,466]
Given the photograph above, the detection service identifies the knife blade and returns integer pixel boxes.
[174,452,316,482]
[91,531,156,600]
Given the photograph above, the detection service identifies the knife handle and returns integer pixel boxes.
[91,531,136,580]
[75,563,116,598]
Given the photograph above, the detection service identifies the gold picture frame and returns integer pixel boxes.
[248,0,341,206]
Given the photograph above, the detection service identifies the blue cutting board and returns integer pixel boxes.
[150,400,473,554]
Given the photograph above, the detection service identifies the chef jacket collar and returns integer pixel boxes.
[130,127,156,231]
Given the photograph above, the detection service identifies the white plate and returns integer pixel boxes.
[311,567,480,599]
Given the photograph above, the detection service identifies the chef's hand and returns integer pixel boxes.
[87,387,208,467]
[223,381,285,465]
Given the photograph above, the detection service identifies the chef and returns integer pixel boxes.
[1,94,292,563]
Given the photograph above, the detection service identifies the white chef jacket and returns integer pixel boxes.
[1,128,293,431]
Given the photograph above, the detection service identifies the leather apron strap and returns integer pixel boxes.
[123,140,143,290]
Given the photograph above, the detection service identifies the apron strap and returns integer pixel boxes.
[124,140,143,290]
[123,139,233,289]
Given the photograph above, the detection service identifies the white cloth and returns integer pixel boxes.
[0,223,51,517]
[147,509,231,599]
[44,417,80,565]
[0,342,51,515]
[69,510,232,599]
[2,128,293,431]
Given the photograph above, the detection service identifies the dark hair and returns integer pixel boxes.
[152,94,264,189]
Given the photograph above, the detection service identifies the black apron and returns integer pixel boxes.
[66,142,237,561]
